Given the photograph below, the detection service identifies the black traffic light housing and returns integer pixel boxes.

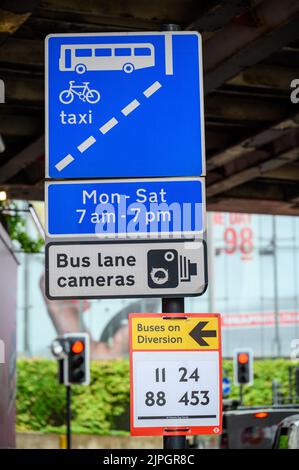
[234,349,253,386]
[64,333,90,385]
[50,333,90,386]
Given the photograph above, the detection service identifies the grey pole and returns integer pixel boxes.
[239,384,244,406]
[161,22,187,451]
[272,216,281,357]
[162,297,187,450]
[207,212,216,313]
[162,23,182,32]
[66,385,72,449]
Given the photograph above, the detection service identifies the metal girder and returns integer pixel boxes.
[205,125,241,151]
[0,135,44,183]
[206,113,299,171]
[0,114,42,137]
[0,1,40,46]
[208,196,299,216]
[36,9,160,31]
[290,195,299,205]
[207,144,299,197]
[205,92,290,123]
[207,178,299,215]
[0,183,44,201]
[219,179,299,200]
[260,163,299,181]
[16,16,142,38]
[186,0,251,32]
[0,72,44,103]
[228,64,299,90]
[0,38,43,67]
[203,0,299,94]
[38,0,187,30]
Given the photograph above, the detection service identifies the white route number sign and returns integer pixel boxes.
[130,313,222,436]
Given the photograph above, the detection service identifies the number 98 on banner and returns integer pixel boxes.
[129,313,222,436]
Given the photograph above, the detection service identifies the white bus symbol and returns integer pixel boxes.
[59,43,155,74]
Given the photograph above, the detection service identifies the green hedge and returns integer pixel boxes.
[16,358,298,435]
[17,359,130,435]
[222,358,298,406]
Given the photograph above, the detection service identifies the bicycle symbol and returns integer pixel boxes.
[59,81,100,104]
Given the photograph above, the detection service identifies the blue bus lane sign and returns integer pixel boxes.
[45,32,205,179]
[45,178,205,239]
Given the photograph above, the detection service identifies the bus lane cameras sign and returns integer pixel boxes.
[130,313,222,436]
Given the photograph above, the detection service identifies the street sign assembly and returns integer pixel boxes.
[45,178,205,238]
[45,240,207,300]
[130,313,222,436]
[45,32,205,179]
[44,31,208,302]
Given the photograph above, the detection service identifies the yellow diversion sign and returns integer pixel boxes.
[130,313,220,351]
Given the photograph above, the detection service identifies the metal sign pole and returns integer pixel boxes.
[161,21,186,451]
[162,297,187,450]
[66,385,72,449]
[164,434,187,450]
[239,384,244,406]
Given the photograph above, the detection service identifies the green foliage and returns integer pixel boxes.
[17,358,130,435]
[222,358,297,406]
[0,201,44,253]
[17,358,299,435]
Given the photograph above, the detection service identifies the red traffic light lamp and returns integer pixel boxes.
[238,352,249,364]
[71,340,84,354]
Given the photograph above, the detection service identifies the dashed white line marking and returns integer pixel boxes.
[77,135,96,153]
[143,81,162,98]
[100,117,118,134]
[121,99,140,116]
[56,80,163,172]
[55,154,74,171]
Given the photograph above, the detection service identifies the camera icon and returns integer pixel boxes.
[147,249,198,289]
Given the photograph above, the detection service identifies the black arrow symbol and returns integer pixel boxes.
[189,321,217,347]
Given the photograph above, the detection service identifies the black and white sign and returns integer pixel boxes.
[130,313,222,436]
[45,240,207,299]
[132,351,220,431]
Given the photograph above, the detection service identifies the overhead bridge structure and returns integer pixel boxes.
[1,0,299,215]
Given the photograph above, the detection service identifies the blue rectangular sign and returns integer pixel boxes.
[45,32,205,179]
[45,178,205,238]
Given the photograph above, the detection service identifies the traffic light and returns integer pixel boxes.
[64,333,90,385]
[50,333,90,386]
[234,349,253,385]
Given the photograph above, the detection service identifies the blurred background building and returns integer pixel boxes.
[16,206,299,359]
